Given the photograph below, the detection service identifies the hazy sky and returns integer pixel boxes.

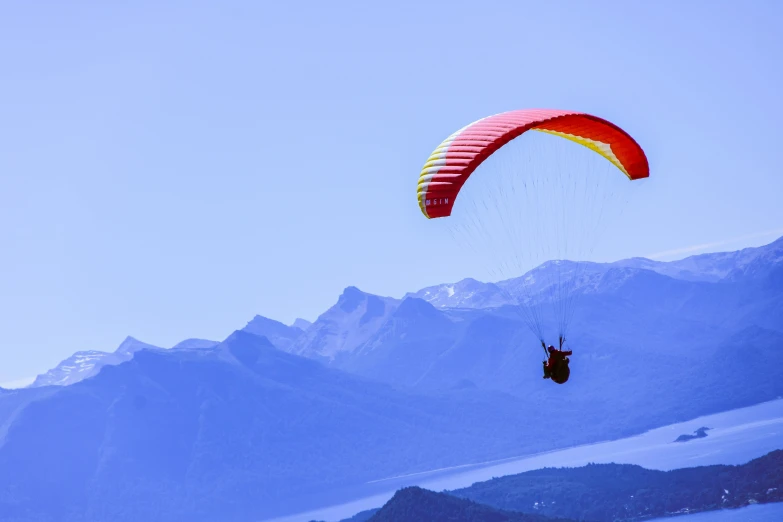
[1,1,782,382]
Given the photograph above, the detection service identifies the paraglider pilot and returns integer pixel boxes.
[542,339,572,379]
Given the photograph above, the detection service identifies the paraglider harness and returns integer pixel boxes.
[542,336,571,385]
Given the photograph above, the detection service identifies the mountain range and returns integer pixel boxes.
[0,330,582,522]
[282,236,783,418]
[26,237,782,392]
[2,237,780,521]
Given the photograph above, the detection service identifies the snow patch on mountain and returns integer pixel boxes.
[29,336,162,388]
[406,278,513,309]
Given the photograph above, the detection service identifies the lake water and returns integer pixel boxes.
[264,398,783,522]
[649,502,783,521]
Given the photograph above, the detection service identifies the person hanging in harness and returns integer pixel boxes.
[542,338,572,383]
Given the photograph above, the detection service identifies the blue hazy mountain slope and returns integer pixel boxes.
[0,386,60,442]
[338,297,463,384]
[170,338,219,350]
[292,318,312,331]
[290,286,401,361]
[0,330,609,522]
[241,314,305,351]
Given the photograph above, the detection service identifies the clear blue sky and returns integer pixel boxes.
[1,1,782,383]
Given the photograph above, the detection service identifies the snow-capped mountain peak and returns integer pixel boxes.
[405,278,513,309]
[30,336,163,388]
[411,236,783,310]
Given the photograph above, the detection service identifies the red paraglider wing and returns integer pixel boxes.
[417,109,649,218]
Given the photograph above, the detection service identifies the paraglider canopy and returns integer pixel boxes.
[417,109,649,219]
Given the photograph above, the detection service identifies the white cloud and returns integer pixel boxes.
[646,228,783,260]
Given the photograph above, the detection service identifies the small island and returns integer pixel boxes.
[674,426,712,443]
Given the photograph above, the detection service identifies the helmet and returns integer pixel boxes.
[548,345,556,352]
